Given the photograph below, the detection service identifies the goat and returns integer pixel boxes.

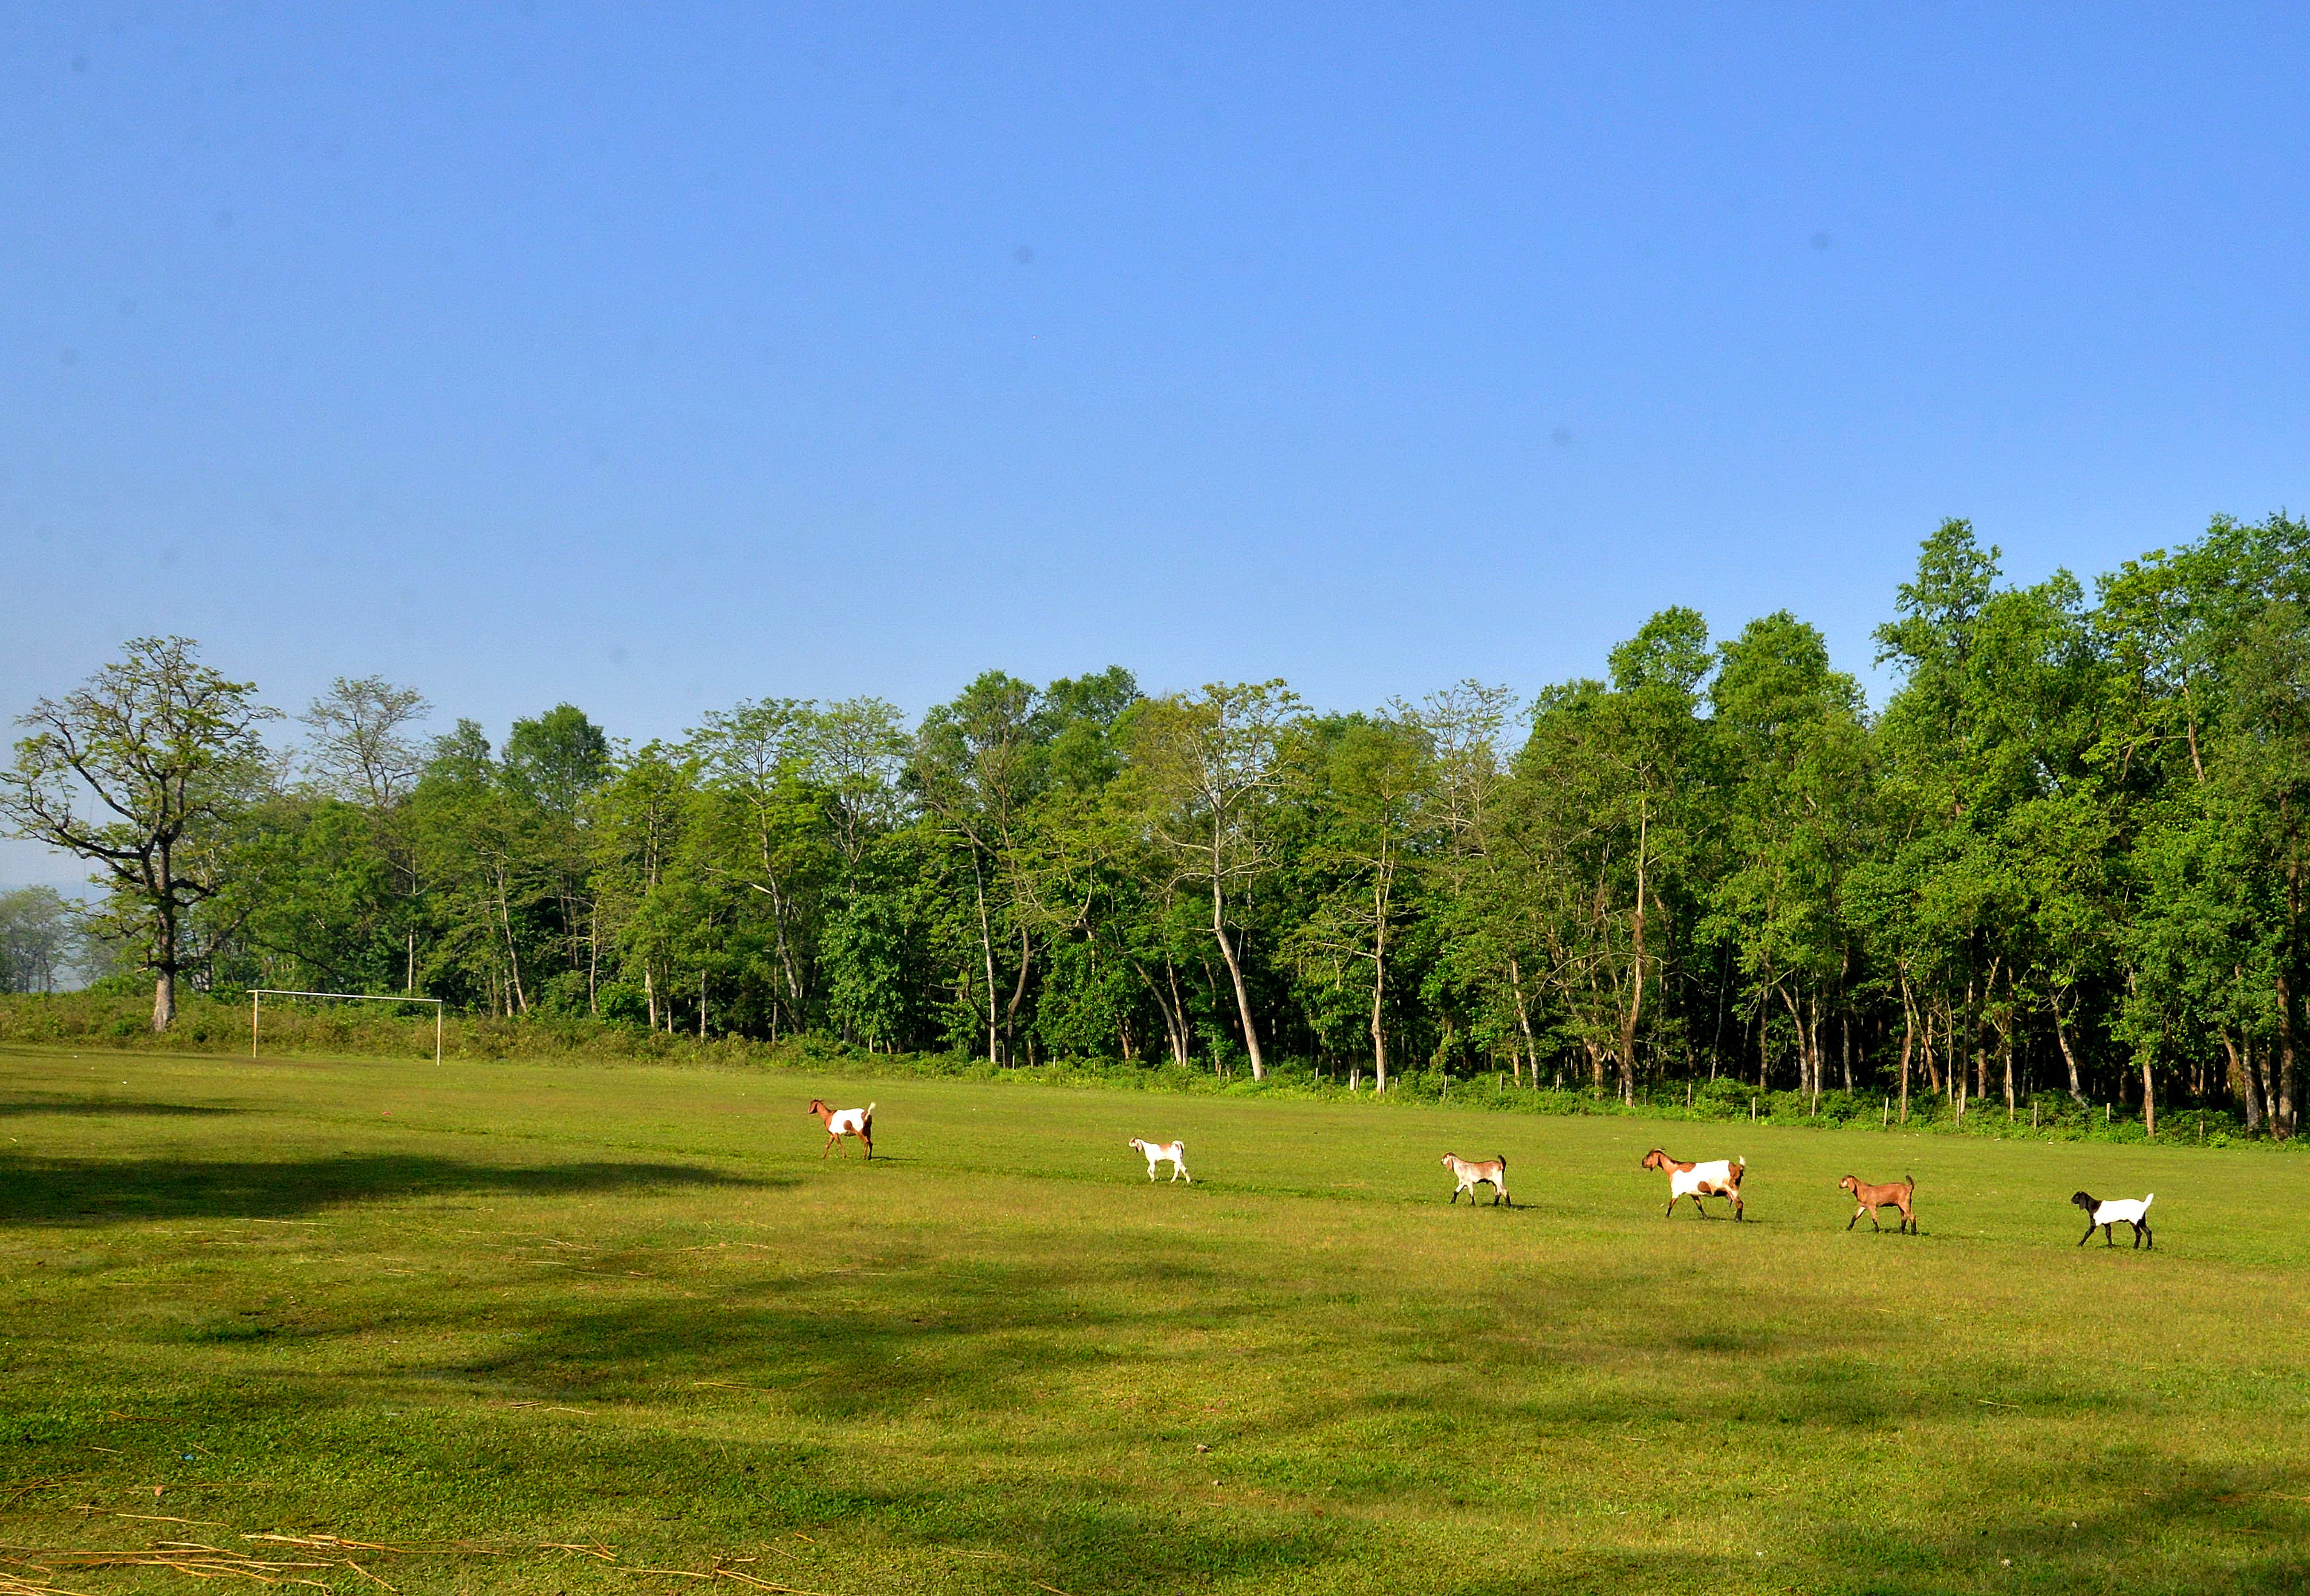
[1641,1149,1746,1220]
[1442,1153,1510,1207]
[1839,1174,1917,1234]
[2073,1190,2153,1249]
[807,1099,874,1160]
[1129,1137,1190,1183]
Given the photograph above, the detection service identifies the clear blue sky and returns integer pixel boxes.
[5,4,2308,882]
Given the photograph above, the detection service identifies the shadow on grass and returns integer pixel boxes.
[1813,1460,2310,1594]
[0,1153,778,1226]
[0,1094,243,1118]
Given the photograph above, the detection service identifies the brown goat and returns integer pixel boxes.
[1838,1174,1915,1234]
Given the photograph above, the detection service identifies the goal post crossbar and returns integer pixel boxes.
[250,989,445,1063]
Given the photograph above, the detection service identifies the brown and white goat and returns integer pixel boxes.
[1129,1137,1190,1183]
[1839,1173,1916,1234]
[808,1099,874,1160]
[1640,1149,1746,1219]
[1442,1153,1510,1207]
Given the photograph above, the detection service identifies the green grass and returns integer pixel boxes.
[2,1045,2307,1595]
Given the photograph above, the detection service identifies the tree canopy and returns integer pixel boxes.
[12,515,2310,1137]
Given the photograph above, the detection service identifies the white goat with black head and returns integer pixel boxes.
[2073,1190,2154,1249]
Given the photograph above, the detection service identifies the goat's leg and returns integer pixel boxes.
[1847,1207,1860,1231]
[823,1133,839,1158]
[2130,1220,2144,1249]
[2105,1224,2115,1247]
[2141,1220,2151,1250]
[1664,1196,1677,1219]
[1869,1207,1883,1233]
[2078,1220,2094,1246]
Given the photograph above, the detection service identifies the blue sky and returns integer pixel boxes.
[5,3,2309,885]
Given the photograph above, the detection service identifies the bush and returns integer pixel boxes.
[0,991,2296,1154]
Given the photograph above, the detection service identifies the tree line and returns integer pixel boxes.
[7,515,2308,1137]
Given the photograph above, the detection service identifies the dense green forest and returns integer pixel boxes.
[9,516,2310,1136]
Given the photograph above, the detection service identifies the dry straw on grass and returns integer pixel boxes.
[1,1533,832,1593]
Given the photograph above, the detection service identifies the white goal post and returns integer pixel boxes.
[250,989,445,1063]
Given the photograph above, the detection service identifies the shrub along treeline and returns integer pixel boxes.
[0,988,2257,1148]
[7,515,2310,1142]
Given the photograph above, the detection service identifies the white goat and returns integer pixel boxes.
[2073,1190,2154,1248]
[1441,1153,1510,1207]
[1129,1137,1191,1183]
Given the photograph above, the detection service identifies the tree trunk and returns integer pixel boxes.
[1128,956,1191,1068]
[755,836,807,1017]
[1618,810,1647,1106]
[150,851,178,1032]
[2226,1033,2262,1135]
[2052,992,2083,1102]
[2000,1007,2016,1119]
[1898,972,1914,1125]
[1509,957,1538,1086]
[2142,1056,2156,1137]
[1369,910,1388,1092]
[1003,926,1034,1059]
[971,853,1000,1064]
[1756,997,1768,1091]
[2278,967,2299,1140]
[494,862,529,1013]
[1210,820,1265,1080]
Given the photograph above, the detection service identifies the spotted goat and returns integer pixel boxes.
[1641,1149,1746,1220]
[807,1098,874,1160]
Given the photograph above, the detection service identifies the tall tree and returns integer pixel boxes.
[1288,712,1438,1091]
[912,672,1047,1063]
[0,637,279,1029]
[1124,681,1300,1080]
[0,885,82,994]
[299,676,432,806]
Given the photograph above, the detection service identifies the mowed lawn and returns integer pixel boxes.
[3,1048,2308,1595]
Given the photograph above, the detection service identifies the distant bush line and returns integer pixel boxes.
[1,990,2283,1152]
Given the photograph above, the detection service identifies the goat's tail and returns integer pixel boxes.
[865,1102,877,1121]
[2141,1192,2154,1209]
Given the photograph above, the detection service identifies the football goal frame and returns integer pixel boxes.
[250,989,445,1063]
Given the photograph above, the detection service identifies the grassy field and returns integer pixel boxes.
[2,1045,2307,1595]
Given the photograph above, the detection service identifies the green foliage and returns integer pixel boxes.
[17,518,2310,1142]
